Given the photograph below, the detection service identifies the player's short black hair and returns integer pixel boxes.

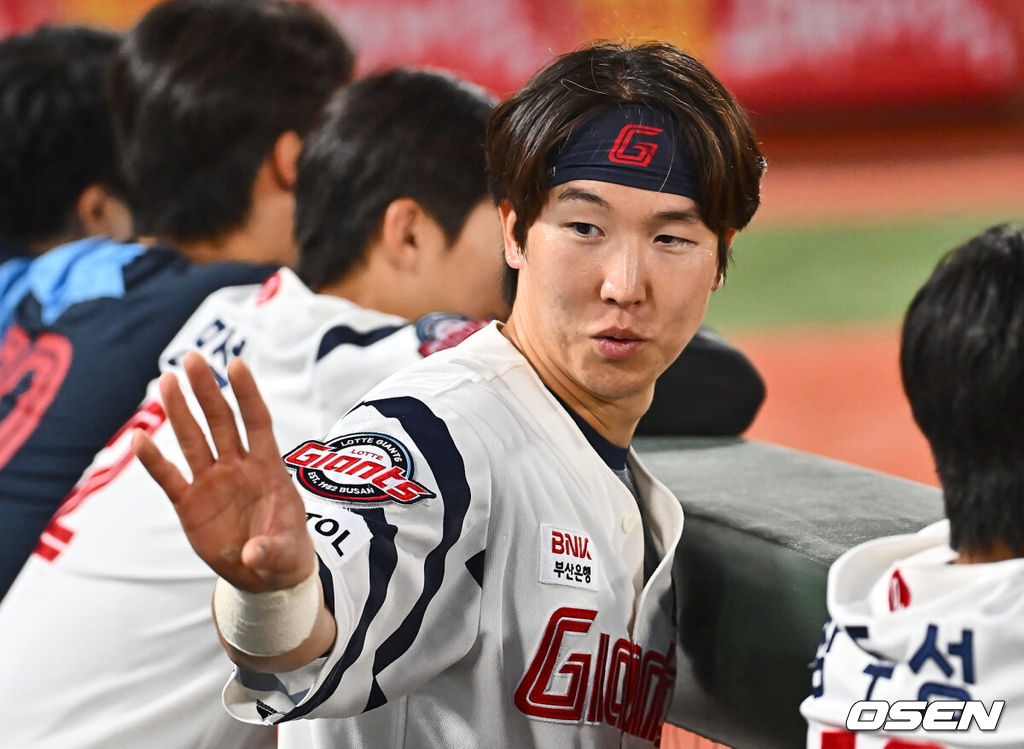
[109,0,354,242]
[487,41,766,305]
[0,25,122,249]
[295,68,495,291]
[901,223,1024,557]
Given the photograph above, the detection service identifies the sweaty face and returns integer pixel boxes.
[502,179,721,405]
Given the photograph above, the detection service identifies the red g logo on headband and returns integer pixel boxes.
[608,124,663,167]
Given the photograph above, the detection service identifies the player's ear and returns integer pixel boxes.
[74,184,133,240]
[379,198,442,273]
[498,200,523,270]
[269,131,302,190]
[712,229,737,291]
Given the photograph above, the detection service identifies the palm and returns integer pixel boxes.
[176,457,308,590]
[134,352,314,593]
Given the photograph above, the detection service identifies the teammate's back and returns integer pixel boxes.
[0,0,355,598]
[0,67,502,749]
[802,224,1024,748]
[0,269,441,748]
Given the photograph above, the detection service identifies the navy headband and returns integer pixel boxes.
[548,105,700,200]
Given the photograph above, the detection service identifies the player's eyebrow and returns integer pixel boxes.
[557,187,702,225]
[651,208,702,224]
[556,187,610,209]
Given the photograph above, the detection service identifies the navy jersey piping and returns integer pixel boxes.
[316,324,407,361]
[362,397,474,690]
[465,549,486,587]
[281,508,398,721]
[281,395,473,719]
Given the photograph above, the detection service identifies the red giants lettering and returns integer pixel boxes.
[551,530,592,560]
[515,607,675,742]
[515,607,595,721]
[608,124,663,167]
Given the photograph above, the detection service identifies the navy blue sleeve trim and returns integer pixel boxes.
[281,507,398,721]
[316,551,335,617]
[365,679,388,712]
[281,396,474,719]
[465,549,485,588]
[316,324,407,361]
[364,397,474,690]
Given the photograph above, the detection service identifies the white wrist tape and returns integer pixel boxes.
[213,565,321,657]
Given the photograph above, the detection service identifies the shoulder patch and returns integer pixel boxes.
[283,433,435,505]
[414,312,488,357]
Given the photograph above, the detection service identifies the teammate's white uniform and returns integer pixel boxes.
[226,323,684,748]
[801,520,1024,748]
[0,269,473,748]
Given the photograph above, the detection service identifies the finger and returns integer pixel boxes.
[133,429,190,504]
[227,358,280,460]
[159,371,214,473]
[183,351,245,459]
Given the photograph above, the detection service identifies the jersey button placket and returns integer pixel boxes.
[621,513,639,533]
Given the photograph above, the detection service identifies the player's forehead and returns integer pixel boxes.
[545,179,703,222]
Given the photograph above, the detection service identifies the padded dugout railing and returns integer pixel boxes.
[636,437,943,749]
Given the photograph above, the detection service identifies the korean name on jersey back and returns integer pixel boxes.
[283,433,435,505]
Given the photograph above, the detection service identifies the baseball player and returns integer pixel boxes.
[0,69,504,748]
[136,41,766,747]
[0,0,354,599]
[801,224,1024,748]
[0,24,130,269]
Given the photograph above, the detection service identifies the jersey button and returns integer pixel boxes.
[621,514,639,533]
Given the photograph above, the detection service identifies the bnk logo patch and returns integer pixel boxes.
[283,433,435,505]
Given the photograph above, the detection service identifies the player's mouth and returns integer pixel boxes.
[592,327,646,359]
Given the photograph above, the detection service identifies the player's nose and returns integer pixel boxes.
[600,241,647,307]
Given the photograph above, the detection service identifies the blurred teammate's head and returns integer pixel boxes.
[902,223,1024,559]
[0,25,130,258]
[487,41,765,306]
[296,68,506,321]
[110,0,354,264]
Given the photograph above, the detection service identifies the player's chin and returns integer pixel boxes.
[581,364,657,402]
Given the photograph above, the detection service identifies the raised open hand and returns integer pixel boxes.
[133,352,314,594]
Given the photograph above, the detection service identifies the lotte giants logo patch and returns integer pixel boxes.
[283,433,435,505]
[415,312,488,357]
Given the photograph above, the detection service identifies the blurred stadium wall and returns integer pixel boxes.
[3,1,1023,746]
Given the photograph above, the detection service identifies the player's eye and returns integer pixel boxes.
[654,234,695,249]
[567,222,602,238]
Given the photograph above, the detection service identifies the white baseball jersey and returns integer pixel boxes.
[0,269,483,748]
[801,520,1024,748]
[225,322,685,748]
